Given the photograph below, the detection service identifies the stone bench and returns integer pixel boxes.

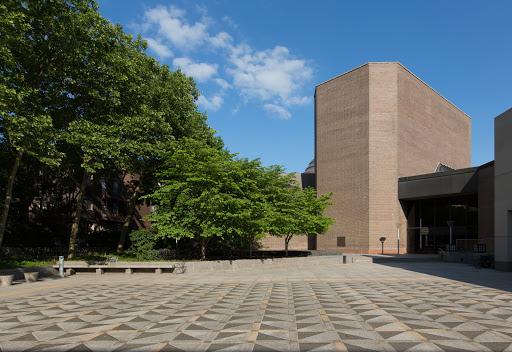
[342,255,354,264]
[0,275,14,286]
[53,261,182,275]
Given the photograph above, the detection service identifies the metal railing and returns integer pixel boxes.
[455,238,494,253]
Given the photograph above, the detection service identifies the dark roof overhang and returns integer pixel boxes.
[398,166,478,200]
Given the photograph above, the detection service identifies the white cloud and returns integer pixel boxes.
[221,15,238,29]
[173,57,218,82]
[226,45,313,108]
[143,6,209,49]
[210,32,233,48]
[195,4,208,17]
[140,5,314,120]
[287,96,312,106]
[215,78,232,90]
[197,95,223,112]
[264,104,291,120]
[145,37,173,59]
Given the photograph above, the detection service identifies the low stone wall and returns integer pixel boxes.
[442,251,476,265]
[180,256,343,273]
[3,257,346,277]
[53,256,346,275]
[0,266,59,281]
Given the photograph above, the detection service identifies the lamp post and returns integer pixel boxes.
[396,221,401,255]
[59,256,64,277]
[447,221,455,249]
[379,237,386,255]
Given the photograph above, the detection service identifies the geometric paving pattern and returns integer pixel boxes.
[1,262,512,351]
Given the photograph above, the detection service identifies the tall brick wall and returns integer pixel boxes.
[315,64,370,251]
[395,64,471,253]
[368,63,401,253]
[396,65,471,176]
[314,62,471,253]
[259,235,308,251]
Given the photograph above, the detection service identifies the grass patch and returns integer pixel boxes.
[71,252,172,262]
[0,258,55,270]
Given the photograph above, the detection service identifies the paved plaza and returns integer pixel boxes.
[1,261,512,352]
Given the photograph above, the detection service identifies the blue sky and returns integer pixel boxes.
[98,0,511,173]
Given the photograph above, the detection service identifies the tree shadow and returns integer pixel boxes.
[373,260,512,293]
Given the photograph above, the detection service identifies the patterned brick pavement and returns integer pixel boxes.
[1,262,512,351]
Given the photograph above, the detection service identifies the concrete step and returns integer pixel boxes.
[354,254,441,263]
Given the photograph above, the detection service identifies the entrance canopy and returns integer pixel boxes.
[398,166,478,200]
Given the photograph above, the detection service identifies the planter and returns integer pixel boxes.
[0,275,14,286]
[24,272,39,283]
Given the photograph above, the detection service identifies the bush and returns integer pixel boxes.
[125,229,159,261]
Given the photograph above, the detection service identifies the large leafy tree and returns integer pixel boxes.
[59,11,154,258]
[237,164,290,257]
[144,138,332,260]
[0,0,219,255]
[0,0,103,248]
[268,186,334,256]
[114,63,216,253]
[145,138,236,260]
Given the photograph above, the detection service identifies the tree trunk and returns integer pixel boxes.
[117,181,141,253]
[0,147,24,248]
[67,171,88,259]
[248,235,253,258]
[199,236,209,261]
[285,234,293,257]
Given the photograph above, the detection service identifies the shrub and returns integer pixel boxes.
[126,229,159,261]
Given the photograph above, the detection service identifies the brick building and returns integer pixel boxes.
[315,62,471,253]
[256,63,511,269]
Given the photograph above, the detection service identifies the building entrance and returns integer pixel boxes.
[404,196,478,254]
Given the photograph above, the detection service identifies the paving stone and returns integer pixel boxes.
[1,262,512,351]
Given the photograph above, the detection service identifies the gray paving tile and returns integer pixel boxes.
[1,261,512,351]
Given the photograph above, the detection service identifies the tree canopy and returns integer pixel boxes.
[0,0,334,260]
[0,0,215,253]
[145,139,334,260]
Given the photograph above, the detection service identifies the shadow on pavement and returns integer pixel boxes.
[374,260,512,293]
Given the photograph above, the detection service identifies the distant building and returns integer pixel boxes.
[82,174,151,235]
[262,63,512,271]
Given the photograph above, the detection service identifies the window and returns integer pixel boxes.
[101,201,106,218]
[337,237,346,247]
[113,181,119,195]
[87,200,93,211]
[87,174,93,185]
[112,202,118,215]
[101,179,106,195]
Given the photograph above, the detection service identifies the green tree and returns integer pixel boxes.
[0,0,104,248]
[236,164,289,257]
[60,17,153,258]
[114,63,216,253]
[145,139,238,260]
[268,186,334,256]
[0,0,219,254]
[144,138,331,260]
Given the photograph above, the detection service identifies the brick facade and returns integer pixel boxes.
[259,234,308,251]
[315,63,471,253]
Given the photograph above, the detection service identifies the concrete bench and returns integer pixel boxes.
[342,255,354,264]
[0,275,14,286]
[53,261,183,275]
